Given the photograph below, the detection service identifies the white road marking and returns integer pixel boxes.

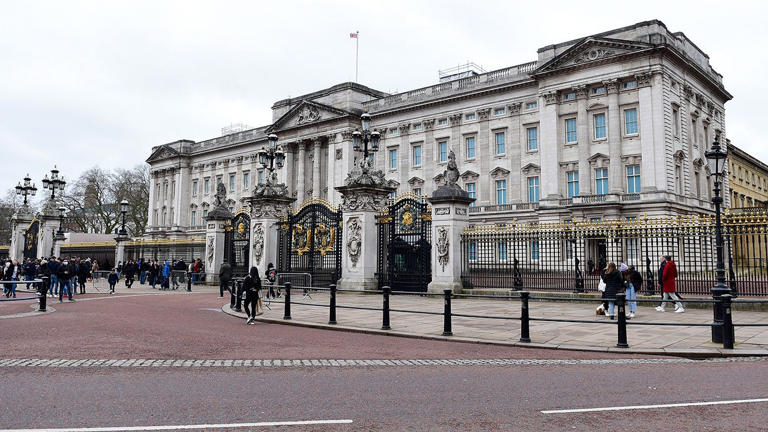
[0,419,353,432]
[541,397,768,414]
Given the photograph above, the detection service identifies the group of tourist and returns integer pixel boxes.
[2,256,99,302]
[115,258,204,291]
[218,261,279,325]
[597,255,683,319]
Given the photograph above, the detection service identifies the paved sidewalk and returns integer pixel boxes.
[224,291,768,357]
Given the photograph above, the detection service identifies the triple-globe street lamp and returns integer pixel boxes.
[15,174,37,206]
[257,134,286,179]
[705,134,731,344]
[352,112,380,165]
[42,166,66,200]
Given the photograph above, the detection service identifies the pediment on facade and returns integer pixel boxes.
[460,170,480,180]
[521,163,541,174]
[146,145,181,163]
[268,100,353,132]
[588,102,608,110]
[489,167,510,177]
[587,152,609,163]
[387,179,400,189]
[536,37,654,75]
[408,176,425,186]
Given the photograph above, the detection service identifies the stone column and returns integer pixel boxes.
[539,91,560,199]
[296,141,307,203]
[312,138,322,198]
[336,183,394,292]
[604,79,623,194]
[9,208,33,260]
[115,237,126,268]
[249,196,295,271]
[476,110,491,204]
[204,186,234,284]
[638,72,658,192]
[37,203,60,258]
[427,186,474,293]
[576,85,592,195]
[282,145,294,198]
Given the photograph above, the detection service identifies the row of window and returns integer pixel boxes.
[732,162,768,191]
[189,171,265,197]
[388,102,541,135]
[561,80,638,102]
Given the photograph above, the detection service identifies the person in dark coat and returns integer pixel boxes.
[657,255,684,313]
[219,261,232,298]
[242,266,262,324]
[600,262,625,319]
[124,260,136,288]
[108,268,119,294]
[57,259,75,302]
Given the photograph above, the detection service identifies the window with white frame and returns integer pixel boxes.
[258,170,264,184]
[191,211,197,227]
[594,113,606,139]
[438,141,448,162]
[626,165,641,193]
[591,86,606,95]
[216,175,222,185]
[624,108,638,135]
[528,176,540,203]
[466,182,476,206]
[672,106,680,137]
[527,127,538,151]
[563,92,577,101]
[438,118,448,126]
[192,180,198,196]
[412,123,422,131]
[171,181,175,200]
[623,80,637,90]
[567,171,579,198]
[495,179,507,204]
[465,113,476,121]
[389,128,398,135]
[494,131,505,155]
[565,118,577,143]
[243,172,249,189]
[412,145,422,166]
[466,136,476,159]
[525,101,538,110]
[690,117,697,145]
[229,174,235,191]
[494,107,506,115]
[203,209,208,220]
[389,148,397,170]
[413,187,421,196]
[595,168,608,195]
[204,178,210,194]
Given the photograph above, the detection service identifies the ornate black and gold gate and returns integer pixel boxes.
[23,219,39,260]
[277,199,343,287]
[377,195,432,292]
[225,211,251,277]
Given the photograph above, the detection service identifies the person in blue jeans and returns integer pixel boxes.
[48,258,60,297]
[625,264,643,319]
[57,259,75,302]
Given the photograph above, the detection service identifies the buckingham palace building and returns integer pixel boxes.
[145,20,732,240]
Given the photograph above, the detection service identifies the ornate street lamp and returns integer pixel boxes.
[15,174,37,206]
[258,133,286,182]
[352,112,380,166]
[56,206,67,239]
[118,200,129,237]
[42,166,66,200]
[705,133,730,343]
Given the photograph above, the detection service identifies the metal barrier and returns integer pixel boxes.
[260,284,766,351]
[0,278,47,312]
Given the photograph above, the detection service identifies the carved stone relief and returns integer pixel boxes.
[207,236,215,266]
[252,223,264,264]
[346,216,362,267]
[436,226,449,271]
[296,105,320,125]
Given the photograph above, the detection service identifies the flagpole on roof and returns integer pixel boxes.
[350,30,359,83]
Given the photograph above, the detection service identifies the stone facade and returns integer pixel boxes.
[727,141,768,208]
[145,20,736,240]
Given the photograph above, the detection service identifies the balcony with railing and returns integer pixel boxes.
[364,61,538,113]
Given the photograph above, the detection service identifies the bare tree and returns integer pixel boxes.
[60,167,121,234]
[114,165,149,236]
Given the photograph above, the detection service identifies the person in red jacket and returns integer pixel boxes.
[656,254,684,313]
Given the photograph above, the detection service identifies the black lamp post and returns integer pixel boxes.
[257,134,286,180]
[15,174,37,206]
[118,200,129,237]
[42,166,66,200]
[352,112,381,166]
[705,134,730,343]
[56,207,66,239]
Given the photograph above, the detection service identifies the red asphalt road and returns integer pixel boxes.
[3,292,768,431]
[2,291,651,360]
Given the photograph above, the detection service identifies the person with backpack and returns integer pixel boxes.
[242,266,262,324]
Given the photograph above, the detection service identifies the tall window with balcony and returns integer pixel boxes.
[527,176,540,203]
[626,165,641,194]
[565,118,577,144]
[495,180,507,204]
[495,132,505,155]
[438,141,448,162]
[389,148,397,170]
[624,108,638,135]
[466,136,476,159]
[594,113,606,139]
[527,127,538,151]
[567,171,579,198]
[412,145,421,166]
[466,183,476,207]
[595,168,608,195]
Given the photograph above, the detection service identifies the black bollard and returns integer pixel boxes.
[329,284,337,325]
[186,272,192,292]
[382,286,391,330]
[234,280,243,312]
[229,279,237,310]
[38,277,49,312]
[616,292,629,348]
[721,294,735,349]
[520,291,530,343]
[283,282,292,320]
[442,289,452,336]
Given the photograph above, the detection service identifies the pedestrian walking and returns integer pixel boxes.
[219,261,232,299]
[266,262,278,298]
[242,266,262,324]
[3,259,19,298]
[600,262,624,319]
[77,259,90,294]
[657,254,684,313]
[149,260,159,289]
[124,260,136,288]
[108,268,118,294]
[624,264,642,319]
[161,261,171,290]
[48,257,60,297]
[58,259,75,302]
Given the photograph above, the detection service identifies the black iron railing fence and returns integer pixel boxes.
[460,212,768,296]
[262,283,768,351]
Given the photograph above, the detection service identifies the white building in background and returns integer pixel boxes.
[145,20,732,240]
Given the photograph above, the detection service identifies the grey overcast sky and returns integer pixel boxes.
[1,0,766,194]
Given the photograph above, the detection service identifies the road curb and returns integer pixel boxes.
[220,304,768,359]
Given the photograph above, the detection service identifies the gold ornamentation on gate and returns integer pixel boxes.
[401,210,414,228]
[237,222,246,235]
[293,224,311,256]
[314,223,335,256]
